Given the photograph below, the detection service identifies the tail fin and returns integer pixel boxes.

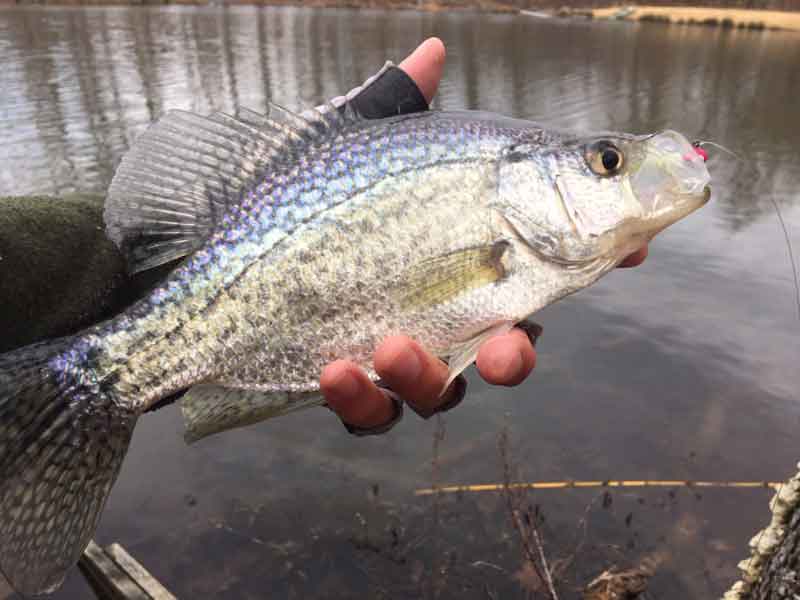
[0,339,137,595]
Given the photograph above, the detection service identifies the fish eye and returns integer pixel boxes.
[586,141,624,176]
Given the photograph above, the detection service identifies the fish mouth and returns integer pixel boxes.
[646,184,711,237]
[630,130,711,213]
[612,184,710,255]
[680,183,712,212]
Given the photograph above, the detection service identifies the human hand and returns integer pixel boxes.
[322,38,648,433]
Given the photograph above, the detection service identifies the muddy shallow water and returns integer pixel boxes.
[1,7,799,598]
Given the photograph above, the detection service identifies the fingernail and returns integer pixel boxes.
[507,349,524,381]
[329,369,360,402]
[398,345,422,380]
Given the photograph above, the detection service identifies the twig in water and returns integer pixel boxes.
[582,554,663,600]
[554,493,603,580]
[499,426,559,600]
[427,414,447,599]
[209,520,267,546]
[471,561,506,573]
[531,523,559,600]
[414,479,782,496]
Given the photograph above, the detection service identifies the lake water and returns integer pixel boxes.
[1,6,799,599]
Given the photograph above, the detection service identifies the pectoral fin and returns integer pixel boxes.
[395,241,509,310]
[180,384,324,443]
[442,321,515,393]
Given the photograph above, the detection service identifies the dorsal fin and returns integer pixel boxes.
[105,102,361,273]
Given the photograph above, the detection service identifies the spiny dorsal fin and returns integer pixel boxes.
[105,101,363,273]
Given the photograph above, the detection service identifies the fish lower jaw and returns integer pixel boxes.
[636,187,711,240]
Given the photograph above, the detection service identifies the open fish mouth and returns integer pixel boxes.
[674,184,712,209]
[677,182,712,211]
[636,184,711,242]
[612,183,711,253]
[630,130,712,216]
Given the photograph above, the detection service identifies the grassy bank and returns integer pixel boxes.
[591,5,800,31]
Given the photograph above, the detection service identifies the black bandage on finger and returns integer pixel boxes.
[350,66,429,119]
[340,387,404,437]
[516,320,543,348]
[406,374,467,420]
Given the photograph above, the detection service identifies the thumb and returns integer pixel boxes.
[398,37,446,104]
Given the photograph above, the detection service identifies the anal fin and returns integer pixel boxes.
[180,384,324,443]
[442,322,515,393]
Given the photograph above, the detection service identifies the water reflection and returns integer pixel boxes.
[2,8,800,227]
[1,7,800,600]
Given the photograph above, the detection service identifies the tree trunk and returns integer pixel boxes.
[723,467,800,599]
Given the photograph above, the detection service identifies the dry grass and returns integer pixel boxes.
[592,5,800,31]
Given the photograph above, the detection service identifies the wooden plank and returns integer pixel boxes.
[79,541,150,600]
[106,544,177,600]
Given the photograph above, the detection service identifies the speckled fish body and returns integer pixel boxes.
[0,104,711,595]
[98,113,579,413]
[95,111,711,412]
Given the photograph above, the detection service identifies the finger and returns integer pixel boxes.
[618,244,648,268]
[320,359,395,429]
[374,335,450,418]
[475,329,536,386]
[398,37,446,104]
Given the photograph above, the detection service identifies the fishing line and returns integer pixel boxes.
[693,140,800,321]
[694,140,742,161]
[768,196,800,321]
[694,139,797,581]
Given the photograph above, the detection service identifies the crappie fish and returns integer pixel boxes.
[0,103,710,595]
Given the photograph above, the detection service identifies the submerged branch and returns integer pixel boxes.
[499,427,559,600]
[415,480,784,496]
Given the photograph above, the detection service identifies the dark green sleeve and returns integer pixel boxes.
[0,194,174,353]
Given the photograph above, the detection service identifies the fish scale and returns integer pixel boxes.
[0,103,710,595]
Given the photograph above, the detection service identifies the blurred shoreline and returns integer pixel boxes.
[590,5,800,30]
[1,0,799,27]
[0,0,520,11]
